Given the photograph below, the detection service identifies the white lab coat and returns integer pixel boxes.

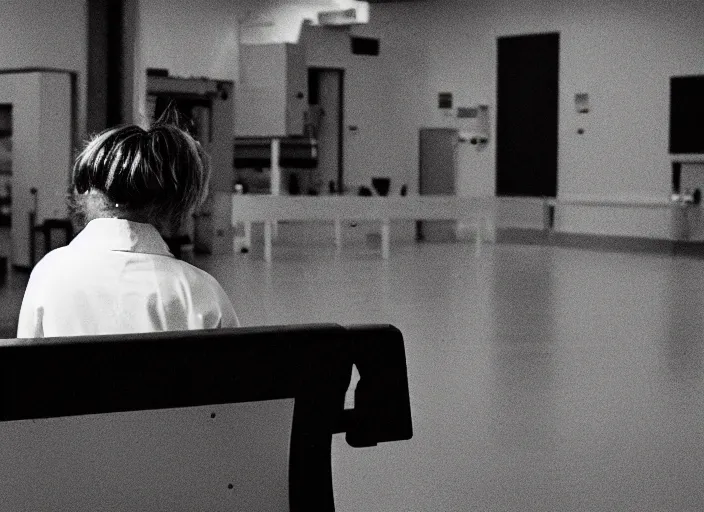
[17,218,239,338]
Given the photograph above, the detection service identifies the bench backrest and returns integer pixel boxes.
[0,324,412,511]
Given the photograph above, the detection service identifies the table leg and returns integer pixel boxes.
[484,218,496,243]
[233,222,253,253]
[263,221,273,263]
[381,220,391,259]
[474,218,483,256]
[244,222,252,250]
[334,220,342,252]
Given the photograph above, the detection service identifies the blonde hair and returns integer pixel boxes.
[69,117,210,230]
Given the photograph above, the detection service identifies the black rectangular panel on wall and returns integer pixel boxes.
[351,37,380,56]
[670,75,704,154]
[496,32,560,198]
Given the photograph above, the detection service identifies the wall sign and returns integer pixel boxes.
[457,107,478,119]
[438,92,453,110]
[575,93,590,113]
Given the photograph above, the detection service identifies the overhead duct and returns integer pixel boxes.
[317,3,369,26]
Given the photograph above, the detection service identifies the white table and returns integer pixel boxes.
[231,195,550,263]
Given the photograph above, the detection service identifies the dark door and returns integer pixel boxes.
[496,33,559,197]
[87,0,128,131]
[0,104,12,228]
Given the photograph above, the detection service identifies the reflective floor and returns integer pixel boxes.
[2,238,703,511]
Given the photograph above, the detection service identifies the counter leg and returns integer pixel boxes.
[334,219,343,252]
[474,219,483,256]
[263,221,273,263]
[244,222,252,250]
[484,218,496,243]
[381,220,391,259]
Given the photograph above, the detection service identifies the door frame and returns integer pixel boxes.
[308,67,345,194]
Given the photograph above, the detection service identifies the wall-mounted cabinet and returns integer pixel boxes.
[0,70,74,269]
[236,43,308,137]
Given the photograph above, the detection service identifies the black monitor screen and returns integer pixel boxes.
[351,37,380,56]
[670,75,704,154]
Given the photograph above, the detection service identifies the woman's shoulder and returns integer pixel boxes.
[164,259,235,316]
[30,246,76,278]
[166,258,225,290]
[21,246,87,306]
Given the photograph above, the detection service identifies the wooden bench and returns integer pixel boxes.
[0,324,412,511]
[231,195,548,262]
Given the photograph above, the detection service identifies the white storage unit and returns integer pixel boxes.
[0,70,73,269]
[236,43,307,137]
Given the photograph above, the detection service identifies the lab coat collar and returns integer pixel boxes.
[69,218,174,257]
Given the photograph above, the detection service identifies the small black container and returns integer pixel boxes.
[371,177,390,196]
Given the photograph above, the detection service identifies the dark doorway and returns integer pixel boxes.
[0,104,11,229]
[496,32,559,197]
[87,0,140,131]
[308,68,344,194]
[87,0,123,131]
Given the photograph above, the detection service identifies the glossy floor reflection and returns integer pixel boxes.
[2,239,703,510]
[197,241,704,512]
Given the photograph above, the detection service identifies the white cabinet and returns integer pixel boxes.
[0,71,73,268]
[236,43,307,137]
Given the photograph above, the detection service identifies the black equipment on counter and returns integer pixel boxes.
[234,136,318,169]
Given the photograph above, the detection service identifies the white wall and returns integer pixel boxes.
[349,0,704,238]
[141,0,704,239]
[139,0,365,80]
[0,0,87,140]
[302,21,425,195]
[375,0,704,196]
[38,73,74,221]
[139,0,241,82]
[239,0,368,44]
[236,43,289,136]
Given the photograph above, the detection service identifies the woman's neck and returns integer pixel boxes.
[70,189,168,231]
